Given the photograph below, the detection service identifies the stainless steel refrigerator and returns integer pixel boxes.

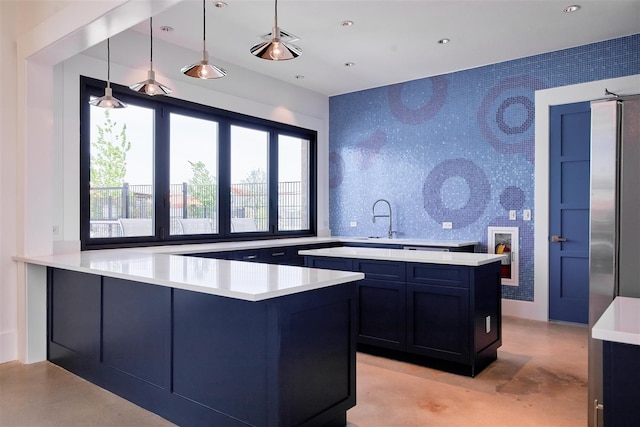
[588,94,640,426]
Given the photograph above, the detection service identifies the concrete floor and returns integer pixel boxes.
[0,316,587,426]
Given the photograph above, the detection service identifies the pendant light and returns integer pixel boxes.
[181,0,227,79]
[250,0,301,61]
[89,38,126,109]
[130,17,172,95]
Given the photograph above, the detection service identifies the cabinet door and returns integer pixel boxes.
[406,283,470,363]
[357,279,405,350]
[603,341,640,426]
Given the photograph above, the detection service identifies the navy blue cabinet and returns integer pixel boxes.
[406,262,501,375]
[47,267,357,427]
[603,341,640,426]
[187,242,341,266]
[354,259,406,350]
[304,255,502,376]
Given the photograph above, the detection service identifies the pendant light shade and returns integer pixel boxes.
[130,17,172,95]
[250,0,301,61]
[181,0,227,79]
[89,38,126,109]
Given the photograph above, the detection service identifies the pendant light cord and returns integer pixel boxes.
[202,0,207,52]
[107,38,111,88]
[149,17,154,71]
[274,0,278,32]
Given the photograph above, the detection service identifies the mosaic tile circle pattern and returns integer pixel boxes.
[477,75,545,163]
[388,76,448,125]
[500,186,526,210]
[422,158,491,229]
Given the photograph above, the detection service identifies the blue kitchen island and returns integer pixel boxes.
[25,249,363,427]
[300,247,505,376]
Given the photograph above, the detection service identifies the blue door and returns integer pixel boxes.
[549,101,591,324]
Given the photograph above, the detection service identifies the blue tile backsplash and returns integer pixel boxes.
[329,34,639,301]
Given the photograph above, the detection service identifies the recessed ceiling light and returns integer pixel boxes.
[563,5,580,13]
[214,1,227,8]
[438,38,450,44]
[344,62,355,67]
[341,20,354,27]
[160,26,174,32]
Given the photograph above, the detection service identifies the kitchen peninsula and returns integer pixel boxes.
[15,237,483,426]
[300,246,505,376]
[18,247,364,427]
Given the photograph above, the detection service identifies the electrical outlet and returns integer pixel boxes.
[485,316,491,333]
[509,210,516,220]
[523,209,532,221]
[349,221,357,227]
[442,222,452,229]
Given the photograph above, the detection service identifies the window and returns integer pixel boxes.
[80,77,316,249]
[88,102,155,238]
[230,125,268,233]
[278,135,310,231]
[169,113,218,236]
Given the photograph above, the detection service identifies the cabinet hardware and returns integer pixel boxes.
[272,252,286,257]
[551,235,567,242]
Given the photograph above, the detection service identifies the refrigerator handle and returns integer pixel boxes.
[593,399,604,427]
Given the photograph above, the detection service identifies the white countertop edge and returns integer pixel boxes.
[336,237,478,247]
[298,247,505,267]
[13,253,365,302]
[164,271,366,302]
[592,296,640,346]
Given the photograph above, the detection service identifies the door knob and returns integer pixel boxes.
[551,235,567,242]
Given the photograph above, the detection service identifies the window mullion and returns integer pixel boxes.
[218,120,232,237]
[155,106,171,240]
[269,131,279,234]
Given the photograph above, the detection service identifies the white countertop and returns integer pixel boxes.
[13,237,482,301]
[299,246,505,266]
[592,296,640,346]
[337,237,478,248]
[14,249,363,302]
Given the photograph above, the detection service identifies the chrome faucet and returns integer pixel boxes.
[372,198,396,239]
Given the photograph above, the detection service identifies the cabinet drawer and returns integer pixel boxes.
[354,259,405,281]
[260,247,293,264]
[305,256,353,272]
[407,263,468,288]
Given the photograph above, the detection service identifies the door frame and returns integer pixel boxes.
[500,74,640,321]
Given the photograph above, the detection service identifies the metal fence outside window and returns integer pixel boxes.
[90,181,304,238]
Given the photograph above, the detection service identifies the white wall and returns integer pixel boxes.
[2,0,330,364]
[0,0,19,363]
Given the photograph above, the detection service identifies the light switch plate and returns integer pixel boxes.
[509,210,517,220]
[523,209,531,221]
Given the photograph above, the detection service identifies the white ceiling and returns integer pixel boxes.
[86,0,640,96]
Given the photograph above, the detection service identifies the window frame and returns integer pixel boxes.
[80,76,317,250]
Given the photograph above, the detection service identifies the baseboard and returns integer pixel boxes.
[502,298,547,321]
[0,330,17,363]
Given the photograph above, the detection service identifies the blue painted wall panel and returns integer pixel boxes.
[329,34,640,301]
